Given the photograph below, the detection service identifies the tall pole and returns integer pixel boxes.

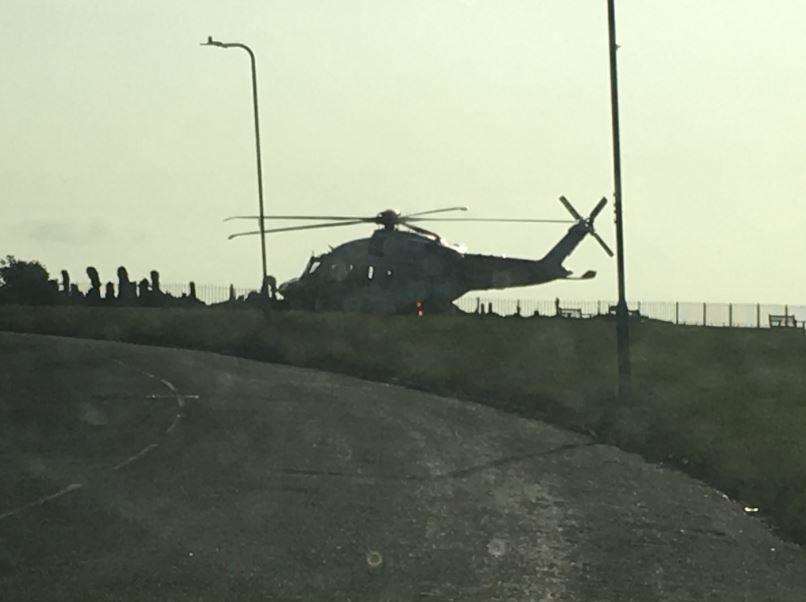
[202,37,268,286]
[606,1,632,398]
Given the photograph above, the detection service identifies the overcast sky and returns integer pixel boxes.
[2,1,804,303]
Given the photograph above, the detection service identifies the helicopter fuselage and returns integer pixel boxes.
[278,228,577,314]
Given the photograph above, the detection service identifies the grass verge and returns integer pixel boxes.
[2,304,805,545]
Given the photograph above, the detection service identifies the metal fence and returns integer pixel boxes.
[71,279,805,330]
[72,281,255,305]
[455,296,806,330]
[158,282,254,304]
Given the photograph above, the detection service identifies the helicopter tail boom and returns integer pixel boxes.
[457,197,611,293]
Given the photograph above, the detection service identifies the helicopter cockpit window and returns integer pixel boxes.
[305,258,322,276]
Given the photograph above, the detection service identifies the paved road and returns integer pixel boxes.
[1,332,805,600]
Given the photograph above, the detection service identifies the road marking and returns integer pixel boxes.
[115,359,197,427]
[112,362,196,463]
[1,360,197,521]
[165,414,183,434]
[0,483,84,521]
[112,443,160,471]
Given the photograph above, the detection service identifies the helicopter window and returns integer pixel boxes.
[327,261,352,282]
[343,264,358,281]
[367,266,374,280]
[379,267,394,290]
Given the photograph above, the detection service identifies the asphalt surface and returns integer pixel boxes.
[1,332,805,600]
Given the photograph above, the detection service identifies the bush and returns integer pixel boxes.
[0,256,59,306]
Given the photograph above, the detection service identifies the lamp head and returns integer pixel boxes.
[201,35,223,47]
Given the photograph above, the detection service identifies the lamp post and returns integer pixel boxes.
[201,36,268,287]
[606,1,632,399]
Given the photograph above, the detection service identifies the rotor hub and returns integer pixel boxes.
[376,209,401,230]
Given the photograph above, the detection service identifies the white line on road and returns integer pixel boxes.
[112,443,160,471]
[1,359,197,521]
[165,414,182,434]
[0,483,84,521]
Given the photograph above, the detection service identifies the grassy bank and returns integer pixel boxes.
[2,305,805,544]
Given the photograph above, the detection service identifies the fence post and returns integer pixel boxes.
[637,300,641,315]
[729,303,733,328]
[702,302,707,326]
[597,300,601,316]
[675,301,679,325]
[757,303,761,328]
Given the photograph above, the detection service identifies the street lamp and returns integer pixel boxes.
[605,2,632,399]
[201,35,268,288]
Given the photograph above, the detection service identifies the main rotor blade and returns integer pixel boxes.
[590,231,615,257]
[227,220,367,240]
[405,217,574,224]
[589,197,608,221]
[224,215,373,222]
[402,206,468,218]
[558,196,584,221]
[402,223,441,239]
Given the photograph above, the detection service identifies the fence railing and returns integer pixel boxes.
[68,280,805,330]
[158,282,254,304]
[455,296,806,329]
[71,281,255,305]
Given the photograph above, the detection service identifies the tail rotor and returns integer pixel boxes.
[559,196,614,257]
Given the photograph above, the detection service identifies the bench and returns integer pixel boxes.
[553,298,594,319]
[557,307,598,319]
[608,305,641,319]
[769,314,802,329]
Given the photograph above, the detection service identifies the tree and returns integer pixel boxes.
[0,255,59,305]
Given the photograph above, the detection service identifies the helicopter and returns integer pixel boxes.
[225,196,613,314]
